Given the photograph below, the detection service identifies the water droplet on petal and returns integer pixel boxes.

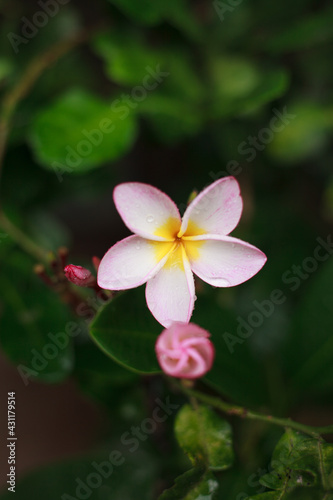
[219,278,230,286]
[146,215,154,223]
[210,277,230,287]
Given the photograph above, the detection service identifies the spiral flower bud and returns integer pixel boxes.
[155,322,215,379]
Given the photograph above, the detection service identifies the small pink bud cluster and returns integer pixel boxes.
[155,322,215,379]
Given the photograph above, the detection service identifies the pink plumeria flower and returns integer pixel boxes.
[97,178,267,327]
[155,322,215,379]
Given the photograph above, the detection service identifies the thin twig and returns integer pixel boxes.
[175,383,333,438]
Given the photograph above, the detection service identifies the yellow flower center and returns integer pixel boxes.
[152,217,205,269]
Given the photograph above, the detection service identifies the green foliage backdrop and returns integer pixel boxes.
[0,0,333,498]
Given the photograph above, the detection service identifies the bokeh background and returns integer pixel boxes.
[0,0,333,498]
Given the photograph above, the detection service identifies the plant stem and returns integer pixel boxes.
[177,384,333,438]
[0,212,48,263]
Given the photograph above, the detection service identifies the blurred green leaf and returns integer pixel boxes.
[207,57,289,118]
[93,31,160,86]
[159,466,219,500]
[93,31,204,102]
[0,57,13,83]
[140,95,203,144]
[0,249,74,384]
[175,404,234,471]
[268,102,332,164]
[92,27,205,142]
[29,89,137,173]
[90,288,161,374]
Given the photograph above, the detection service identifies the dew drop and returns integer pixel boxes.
[210,277,230,287]
[146,215,154,223]
[219,278,230,286]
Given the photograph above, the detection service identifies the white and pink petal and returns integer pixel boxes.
[97,235,174,290]
[145,245,195,328]
[113,182,181,241]
[184,235,267,287]
[180,177,243,238]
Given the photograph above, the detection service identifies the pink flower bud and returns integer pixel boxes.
[155,322,215,379]
[64,264,95,287]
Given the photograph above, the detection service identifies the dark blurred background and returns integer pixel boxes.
[0,0,333,498]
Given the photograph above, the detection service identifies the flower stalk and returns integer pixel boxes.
[176,383,333,438]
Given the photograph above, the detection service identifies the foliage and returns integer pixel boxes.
[1,0,333,498]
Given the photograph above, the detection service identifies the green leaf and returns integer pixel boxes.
[29,89,137,173]
[255,430,333,497]
[284,257,333,397]
[0,249,74,384]
[192,295,270,407]
[158,466,219,500]
[74,339,139,408]
[175,404,234,471]
[89,288,161,374]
